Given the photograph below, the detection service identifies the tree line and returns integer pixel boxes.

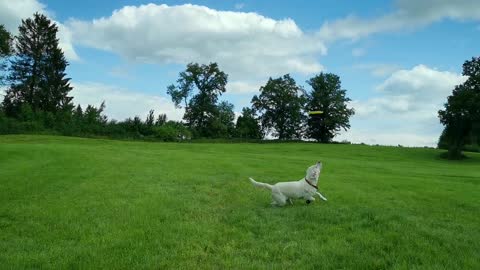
[0,13,479,159]
[0,13,354,143]
[166,63,354,141]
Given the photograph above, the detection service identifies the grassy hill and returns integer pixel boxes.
[1,135,479,269]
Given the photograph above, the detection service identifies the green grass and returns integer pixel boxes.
[1,135,479,269]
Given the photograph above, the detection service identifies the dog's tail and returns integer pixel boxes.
[249,177,273,191]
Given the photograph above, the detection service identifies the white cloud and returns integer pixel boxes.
[228,81,262,94]
[340,65,468,146]
[318,14,407,42]
[353,63,402,77]
[375,65,467,103]
[56,23,79,61]
[70,82,184,121]
[0,0,45,32]
[67,4,326,80]
[354,65,467,118]
[108,65,133,79]
[234,3,245,10]
[352,48,366,57]
[318,0,480,42]
[0,0,79,61]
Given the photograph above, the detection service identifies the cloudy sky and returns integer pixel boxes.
[1,0,479,146]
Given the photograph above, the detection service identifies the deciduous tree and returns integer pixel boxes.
[305,73,354,142]
[251,74,305,140]
[167,62,229,137]
[438,57,480,159]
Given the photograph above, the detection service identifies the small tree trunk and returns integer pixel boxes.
[448,145,462,159]
[447,134,464,159]
[471,120,480,151]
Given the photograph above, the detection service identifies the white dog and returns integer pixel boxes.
[249,162,327,206]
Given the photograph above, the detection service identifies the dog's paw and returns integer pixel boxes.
[306,200,311,204]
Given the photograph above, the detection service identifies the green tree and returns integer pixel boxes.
[217,101,235,137]
[167,62,228,137]
[145,109,155,126]
[143,109,156,136]
[235,107,261,139]
[251,74,305,140]
[71,104,84,132]
[305,73,355,143]
[40,39,73,114]
[83,101,107,134]
[0,25,11,56]
[0,24,12,85]
[438,57,480,159]
[3,13,73,117]
[153,121,192,142]
[155,113,167,126]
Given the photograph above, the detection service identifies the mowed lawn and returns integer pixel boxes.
[0,135,479,269]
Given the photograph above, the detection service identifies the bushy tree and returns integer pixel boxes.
[251,74,305,140]
[438,57,480,159]
[167,62,229,137]
[3,13,72,117]
[217,101,235,137]
[153,121,192,141]
[81,102,107,134]
[305,73,355,143]
[235,107,261,139]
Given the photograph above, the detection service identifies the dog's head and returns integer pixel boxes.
[306,161,322,182]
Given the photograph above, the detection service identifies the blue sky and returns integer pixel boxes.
[1,0,479,146]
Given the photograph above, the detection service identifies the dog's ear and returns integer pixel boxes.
[316,161,322,167]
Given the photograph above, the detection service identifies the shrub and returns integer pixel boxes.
[153,122,192,142]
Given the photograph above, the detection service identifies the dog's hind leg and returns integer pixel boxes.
[288,198,294,205]
[271,190,287,207]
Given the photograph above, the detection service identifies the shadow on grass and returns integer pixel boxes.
[437,151,469,161]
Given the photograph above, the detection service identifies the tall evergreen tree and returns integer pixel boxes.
[0,24,12,86]
[3,13,72,117]
[251,74,305,140]
[305,73,355,143]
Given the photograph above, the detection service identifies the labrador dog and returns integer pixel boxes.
[249,162,327,206]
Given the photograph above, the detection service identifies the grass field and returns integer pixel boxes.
[1,135,479,269]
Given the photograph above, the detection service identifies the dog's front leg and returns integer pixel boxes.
[316,191,327,201]
[288,198,294,205]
